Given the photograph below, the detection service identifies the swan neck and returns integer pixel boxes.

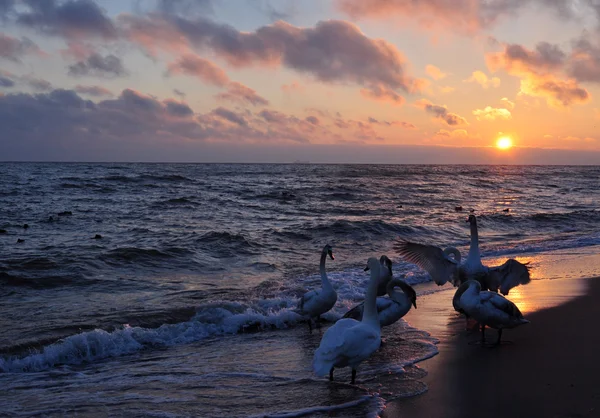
[320,251,333,291]
[363,269,381,330]
[467,221,481,262]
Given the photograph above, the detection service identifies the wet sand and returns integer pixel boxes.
[384,276,600,418]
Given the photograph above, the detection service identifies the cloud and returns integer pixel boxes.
[415,99,468,126]
[568,36,600,83]
[426,64,446,80]
[465,71,500,88]
[164,99,194,117]
[68,53,127,78]
[486,42,566,76]
[501,97,515,109]
[173,88,186,99]
[0,74,15,87]
[519,75,590,108]
[155,0,213,16]
[215,81,269,106]
[367,117,416,129]
[0,33,41,62]
[472,106,512,121]
[165,54,229,86]
[74,84,114,97]
[361,85,405,105]
[305,115,320,125]
[14,0,117,39]
[22,75,52,91]
[487,42,590,108]
[211,107,248,127]
[120,16,424,95]
[335,0,526,34]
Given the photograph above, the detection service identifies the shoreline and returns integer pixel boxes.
[384,275,600,418]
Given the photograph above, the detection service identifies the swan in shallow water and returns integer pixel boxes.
[313,257,382,384]
[376,255,393,296]
[395,215,530,295]
[295,244,337,330]
[455,280,529,345]
[342,278,417,327]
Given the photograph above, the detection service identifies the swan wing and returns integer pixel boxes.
[395,240,458,285]
[342,302,364,321]
[488,259,531,295]
[480,291,524,319]
[313,319,378,376]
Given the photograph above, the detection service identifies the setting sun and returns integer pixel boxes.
[496,136,514,150]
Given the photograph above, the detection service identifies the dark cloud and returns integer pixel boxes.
[15,0,117,39]
[74,84,113,97]
[166,54,229,86]
[215,81,269,106]
[22,75,52,91]
[164,99,193,117]
[68,53,127,78]
[368,117,416,128]
[0,75,15,87]
[415,99,468,126]
[0,33,41,62]
[305,115,319,125]
[487,42,566,75]
[211,107,248,127]
[120,16,424,95]
[568,36,600,83]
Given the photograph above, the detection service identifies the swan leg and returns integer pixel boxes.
[495,329,503,346]
[480,324,486,344]
[351,369,356,384]
[329,367,334,381]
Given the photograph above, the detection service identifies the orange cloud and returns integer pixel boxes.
[487,42,590,109]
[472,106,512,121]
[215,82,269,107]
[281,81,303,93]
[519,75,590,109]
[166,54,229,86]
[500,97,515,109]
[361,85,405,105]
[426,64,446,80]
[465,71,500,88]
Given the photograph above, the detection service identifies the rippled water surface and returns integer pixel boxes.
[1,163,599,416]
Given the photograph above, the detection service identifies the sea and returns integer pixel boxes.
[1,163,600,417]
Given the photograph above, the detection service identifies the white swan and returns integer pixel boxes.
[376,255,393,296]
[313,257,382,384]
[456,280,529,345]
[395,215,530,295]
[296,244,337,330]
[342,278,417,327]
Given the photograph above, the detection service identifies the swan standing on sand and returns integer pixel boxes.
[296,244,337,331]
[395,215,530,295]
[455,280,529,345]
[313,257,382,384]
[342,278,417,327]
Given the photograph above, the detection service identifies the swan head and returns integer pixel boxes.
[391,279,417,309]
[466,214,477,225]
[322,244,335,260]
[457,279,481,294]
[364,257,381,274]
[379,255,393,276]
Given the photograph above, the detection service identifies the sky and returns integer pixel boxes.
[1,0,600,163]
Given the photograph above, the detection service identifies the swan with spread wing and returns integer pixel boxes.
[395,215,530,295]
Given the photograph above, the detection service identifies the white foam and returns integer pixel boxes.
[247,394,385,418]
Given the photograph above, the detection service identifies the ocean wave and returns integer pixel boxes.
[196,231,263,257]
[99,247,194,266]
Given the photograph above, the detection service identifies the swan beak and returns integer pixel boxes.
[328,250,335,260]
[412,300,417,309]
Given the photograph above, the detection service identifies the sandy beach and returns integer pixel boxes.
[384,252,600,418]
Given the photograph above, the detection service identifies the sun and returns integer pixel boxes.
[496,136,513,150]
